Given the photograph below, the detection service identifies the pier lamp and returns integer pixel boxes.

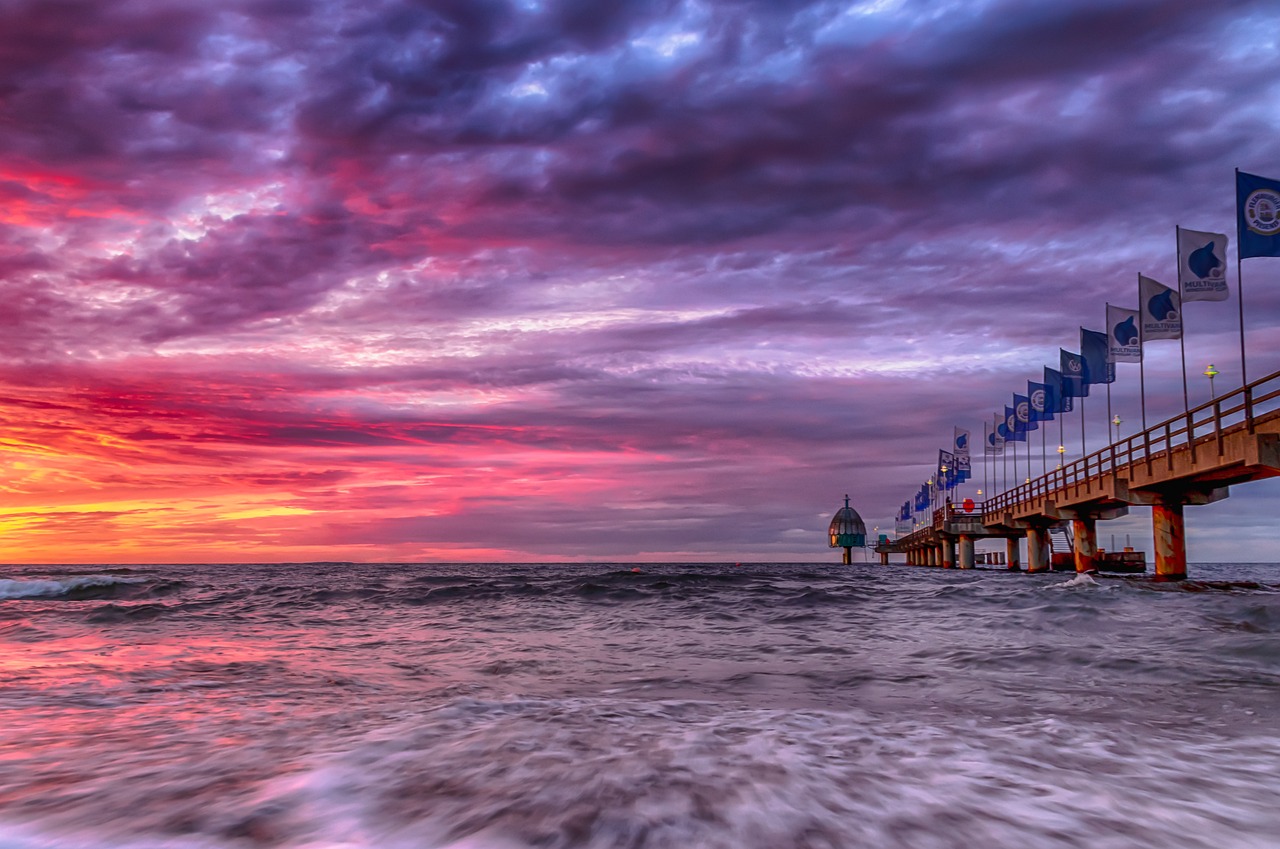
[1112,414,1122,441]
[1204,363,1219,398]
[1056,444,1065,469]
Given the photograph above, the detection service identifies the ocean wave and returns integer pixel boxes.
[0,576,148,601]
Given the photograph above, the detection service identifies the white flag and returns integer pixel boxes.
[1178,227,1229,302]
[1106,304,1141,363]
[986,415,1004,455]
[1139,274,1181,341]
[953,427,971,463]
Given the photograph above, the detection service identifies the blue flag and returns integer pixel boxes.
[1004,405,1025,442]
[1060,349,1088,398]
[1237,170,1280,258]
[1014,393,1036,433]
[1028,381,1053,422]
[915,486,929,512]
[1081,328,1115,385]
[1043,367,1073,413]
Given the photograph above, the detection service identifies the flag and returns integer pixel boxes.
[937,449,955,490]
[915,486,929,512]
[1060,349,1088,397]
[1028,381,1053,422]
[987,414,1004,454]
[1081,328,1115,385]
[1139,275,1181,341]
[1237,170,1280,258]
[953,427,971,482]
[1004,406,1024,442]
[1043,367,1074,413]
[1014,393,1036,433]
[1178,227,1230,300]
[1106,304,1141,363]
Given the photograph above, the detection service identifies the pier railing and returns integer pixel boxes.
[982,367,1280,519]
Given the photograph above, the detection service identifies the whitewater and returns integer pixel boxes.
[0,562,1277,849]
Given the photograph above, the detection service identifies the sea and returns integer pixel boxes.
[0,561,1277,849]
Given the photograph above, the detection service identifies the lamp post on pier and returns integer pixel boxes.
[1204,364,1219,401]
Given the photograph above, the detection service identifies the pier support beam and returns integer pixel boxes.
[1072,517,1098,573]
[1152,501,1187,581]
[1026,527,1050,573]
[879,550,889,566]
[942,539,956,568]
[958,535,975,570]
[1006,537,1021,571]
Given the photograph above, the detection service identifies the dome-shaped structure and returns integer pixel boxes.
[829,495,867,564]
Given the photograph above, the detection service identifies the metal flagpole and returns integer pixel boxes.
[1176,226,1191,415]
[1106,381,1113,445]
[1138,274,1148,431]
[1080,393,1087,457]
[1041,421,1047,478]
[984,424,989,504]
[1235,169,1248,386]
[1058,410,1064,467]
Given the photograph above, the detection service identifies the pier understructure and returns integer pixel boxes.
[877,369,1280,579]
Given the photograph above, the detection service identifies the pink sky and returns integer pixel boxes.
[3,0,1280,563]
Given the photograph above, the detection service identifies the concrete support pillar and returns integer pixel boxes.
[941,539,956,568]
[958,535,975,570]
[879,550,889,566]
[1072,517,1098,573]
[928,546,938,567]
[1152,501,1187,581]
[1026,527,1050,573]
[842,546,852,565]
[1006,537,1021,571]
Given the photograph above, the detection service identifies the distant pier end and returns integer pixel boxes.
[828,495,867,565]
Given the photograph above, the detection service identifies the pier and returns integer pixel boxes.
[879,367,1280,578]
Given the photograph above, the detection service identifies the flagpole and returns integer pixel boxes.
[1034,417,1044,478]
[1058,409,1064,468]
[1080,393,1087,457]
[1176,226,1191,415]
[1106,381,1113,446]
[1235,168,1248,386]
[1138,275,1148,431]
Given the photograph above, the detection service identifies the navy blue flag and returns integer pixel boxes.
[915,486,929,512]
[1014,393,1036,432]
[1237,170,1280,258]
[1060,349,1088,398]
[1028,381,1053,422]
[1081,328,1115,385]
[996,417,1012,440]
[1043,367,1073,413]
[1004,405,1025,442]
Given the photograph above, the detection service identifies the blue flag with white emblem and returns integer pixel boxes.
[1014,393,1036,433]
[1005,405,1024,442]
[1028,381,1053,422]
[1060,349,1088,398]
[1236,171,1280,259]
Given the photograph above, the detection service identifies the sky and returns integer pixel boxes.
[2,0,1280,564]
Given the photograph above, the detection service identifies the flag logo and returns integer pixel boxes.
[1030,389,1046,412]
[1187,240,1225,278]
[956,433,967,450]
[1016,401,1029,422]
[1148,289,1178,321]
[1066,357,1082,373]
[1244,188,1280,237]
[1113,315,1139,345]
